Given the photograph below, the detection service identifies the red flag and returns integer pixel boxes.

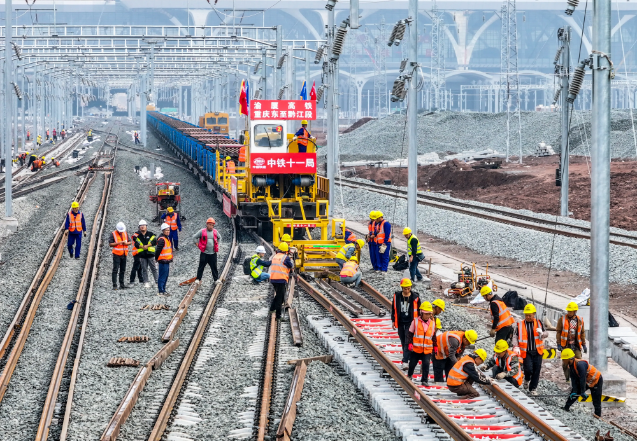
[309,81,317,101]
[239,80,248,115]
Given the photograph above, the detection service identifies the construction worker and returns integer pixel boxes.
[87,129,93,141]
[46,129,50,140]
[134,131,140,144]
[161,207,182,251]
[344,227,357,244]
[375,212,392,272]
[561,349,603,417]
[447,349,492,399]
[335,239,364,270]
[556,301,587,381]
[65,201,86,259]
[18,152,27,166]
[155,223,174,296]
[392,278,421,369]
[481,340,523,388]
[36,135,42,147]
[513,304,548,395]
[41,156,47,166]
[28,152,38,167]
[129,228,144,285]
[193,217,221,283]
[61,129,66,140]
[26,130,30,141]
[403,227,424,282]
[432,299,445,331]
[293,120,316,153]
[51,157,60,167]
[367,211,379,270]
[481,285,515,344]
[270,242,294,320]
[225,156,236,174]
[109,222,132,290]
[433,329,478,383]
[250,245,271,283]
[340,255,361,287]
[31,158,42,172]
[407,301,436,386]
[53,128,57,141]
[134,220,157,287]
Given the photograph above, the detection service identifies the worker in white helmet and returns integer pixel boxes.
[154,223,174,296]
[250,245,272,283]
[109,222,132,290]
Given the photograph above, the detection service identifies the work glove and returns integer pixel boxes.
[583,344,588,354]
[569,392,579,400]
[479,365,488,372]
[408,344,414,352]
[580,393,589,401]
[495,372,506,380]
[559,345,565,351]
[489,329,497,337]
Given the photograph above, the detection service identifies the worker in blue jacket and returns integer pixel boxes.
[161,207,182,251]
[375,212,392,272]
[65,201,87,259]
[368,211,379,270]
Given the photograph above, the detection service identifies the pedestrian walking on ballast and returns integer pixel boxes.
[155,223,173,296]
[270,242,294,320]
[65,201,86,259]
[161,207,182,250]
[193,217,220,284]
[132,219,158,287]
[109,222,132,290]
[403,227,425,282]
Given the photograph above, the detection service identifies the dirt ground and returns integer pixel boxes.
[349,155,637,231]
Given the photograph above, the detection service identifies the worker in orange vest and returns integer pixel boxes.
[407,301,436,386]
[480,340,523,388]
[293,120,316,153]
[31,159,43,172]
[513,303,548,395]
[161,207,182,250]
[65,201,86,259]
[561,349,603,417]
[269,242,294,320]
[374,212,392,272]
[155,223,174,295]
[339,255,361,287]
[109,222,132,290]
[556,301,587,381]
[480,285,515,344]
[433,329,478,383]
[225,156,236,174]
[447,349,492,399]
[391,278,421,370]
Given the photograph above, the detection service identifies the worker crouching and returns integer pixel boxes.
[335,239,364,270]
[561,349,603,417]
[250,246,271,283]
[340,256,362,287]
[433,329,478,383]
[481,340,523,388]
[447,349,492,399]
[392,278,421,369]
[407,301,436,386]
[513,303,547,395]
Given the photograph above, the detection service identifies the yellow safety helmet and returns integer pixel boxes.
[400,278,412,287]
[167,207,174,213]
[226,156,231,160]
[524,304,537,314]
[403,227,412,235]
[41,156,46,160]
[71,201,79,209]
[432,299,446,311]
[369,211,378,220]
[561,348,576,360]
[349,256,358,262]
[278,242,289,252]
[494,340,509,353]
[566,302,579,312]
[281,234,292,242]
[465,329,478,344]
[419,301,433,312]
[301,120,308,125]
[356,239,365,248]
[480,286,493,296]
[25,151,29,155]
[51,157,55,160]
[377,211,384,218]
[474,349,488,362]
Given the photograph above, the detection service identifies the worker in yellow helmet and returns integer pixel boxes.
[65,201,86,259]
[433,329,478,384]
[561,348,603,417]
[367,211,379,270]
[556,301,586,381]
[432,299,445,331]
[281,233,292,248]
[403,227,424,282]
[339,255,362,287]
[447,349,493,399]
[391,278,422,370]
[480,340,523,388]
[335,239,365,270]
[407,301,436,386]
[293,119,315,153]
[512,303,548,395]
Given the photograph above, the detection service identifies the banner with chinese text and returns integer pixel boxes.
[250,153,317,174]
[250,100,316,120]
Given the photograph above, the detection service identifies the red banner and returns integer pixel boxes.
[250,153,317,174]
[223,194,236,217]
[250,100,316,120]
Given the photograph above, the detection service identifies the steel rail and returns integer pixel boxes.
[359,280,392,309]
[336,177,637,248]
[256,312,279,441]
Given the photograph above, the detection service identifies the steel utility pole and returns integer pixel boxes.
[407,0,418,233]
[559,27,571,217]
[326,8,335,214]
[4,0,15,224]
[590,0,611,372]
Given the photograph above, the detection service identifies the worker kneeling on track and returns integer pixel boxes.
[447,349,493,399]
[481,285,515,344]
[250,246,271,283]
[339,255,362,287]
[407,301,436,386]
[392,278,421,370]
[481,340,523,388]
[561,348,604,417]
[433,329,477,383]
[513,303,548,395]
[335,239,364,270]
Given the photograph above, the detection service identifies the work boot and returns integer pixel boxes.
[402,362,409,371]
[523,380,530,390]
[421,381,430,387]
[119,284,129,290]
[113,285,118,290]
[529,390,538,396]
[144,283,150,288]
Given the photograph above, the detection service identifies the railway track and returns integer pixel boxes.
[336,177,637,249]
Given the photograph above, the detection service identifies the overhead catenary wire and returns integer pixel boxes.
[614,0,637,157]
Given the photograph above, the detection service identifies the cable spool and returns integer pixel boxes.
[331,20,349,61]
[553,88,561,104]
[314,45,325,64]
[567,63,586,103]
[554,47,563,64]
[565,0,579,15]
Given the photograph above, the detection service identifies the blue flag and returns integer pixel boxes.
[246,80,250,110]
[300,81,307,100]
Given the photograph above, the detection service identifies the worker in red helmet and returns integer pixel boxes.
[193,217,221,284]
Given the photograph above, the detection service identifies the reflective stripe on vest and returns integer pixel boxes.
[407,235,422,256]
[270,253,290,282]
[250,254,263,278]
[573,359,601,388]
[69,212,83,232]
[136,234,156,254]
[375,220,392,244]
[239,146,246,162]
[340,261,358,278]
[112,231,129,256]
[158,236,173,261]
[412,318,435,354]
[131,233,140,256]
[166,213,178,230]
[392,294,418,327]
[345,229,357,243]
[367,221,376,242]
[447,355,475,387]
[436,331,464,359]
[517,319,545,357]
[336,243,355,261]
[297,128,309,147]
[560,315,584,350]
[495,350,523,386]
[492,300,515,331]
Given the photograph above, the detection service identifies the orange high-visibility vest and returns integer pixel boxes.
[345,229,357,243]
[68,212,83,232]
[297,127,310,147]
[367,221,376,242]
[573,359,601,388]
[226,160,236,174]
[131,233,139,256]
[412,317,435,354]
[158,236,173,261]
[112,231,129,256]
[393,294,418,328]
[560,315,584,350]
[447,355,475,387]
[165,213,178,231]
[239,146,246,162]
[436,331,465,360]
[340,261,358,278]
[491,300,515,331]
[517,319,545,357]
[375,220,391,244]
[270,252,290,282]
[495,350,523,386]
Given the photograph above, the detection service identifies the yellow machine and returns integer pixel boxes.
[198,112,230,134]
